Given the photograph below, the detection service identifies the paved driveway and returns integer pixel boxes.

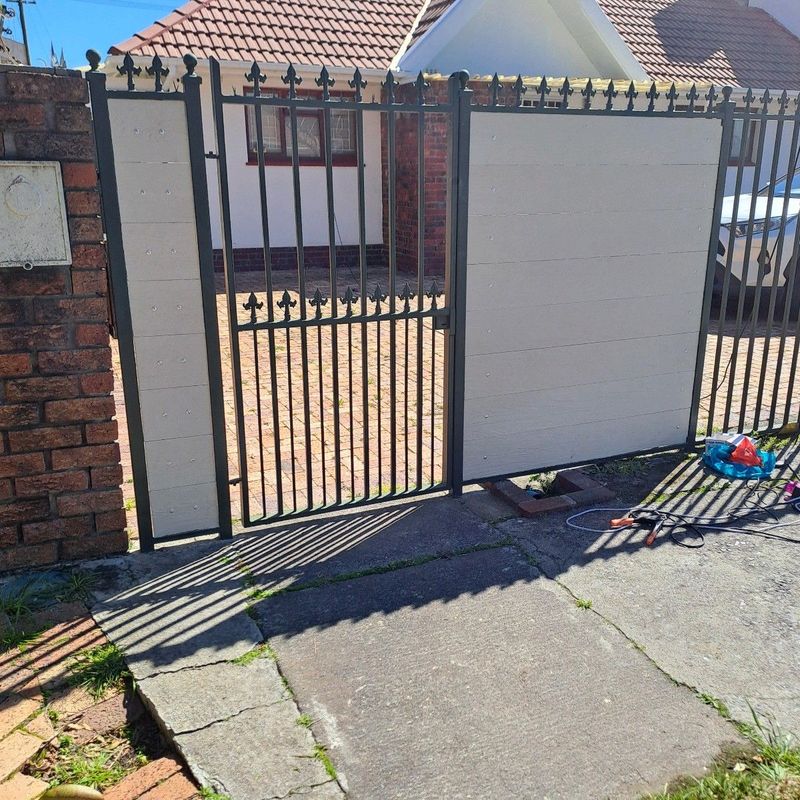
[86,461,800,799]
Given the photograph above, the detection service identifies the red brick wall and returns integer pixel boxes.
[0,65,127,571]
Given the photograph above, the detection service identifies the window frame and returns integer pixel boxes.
[244,87,357,167]
[729,117,760,168]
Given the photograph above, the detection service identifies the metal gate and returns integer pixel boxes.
[208,58,456,525]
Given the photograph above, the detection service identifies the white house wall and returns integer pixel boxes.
[106,63,384,251]
[400,0,618,79]
[462,112,722,481]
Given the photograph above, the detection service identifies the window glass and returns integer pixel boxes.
[246,103,282,154]
[330,108,355,154]
[286,113,322,158]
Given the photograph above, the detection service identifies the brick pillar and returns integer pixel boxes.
[0,65,127,571]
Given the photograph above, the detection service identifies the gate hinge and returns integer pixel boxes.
[433,311,450,330]
[229,477,241,486]
[205,151,219,160]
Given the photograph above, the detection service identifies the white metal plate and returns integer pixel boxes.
[0,162,71,268]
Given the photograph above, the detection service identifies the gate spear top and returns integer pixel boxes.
[310,288,329,319]
[117,53,141,91]
[278,289,297,320]
[146,55,169,92]
[645,82,659,112]
[243,291,264,324]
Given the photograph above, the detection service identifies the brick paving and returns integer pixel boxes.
[113,275,800,541]
[0,599,201,799]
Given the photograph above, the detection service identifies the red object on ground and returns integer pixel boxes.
[730,438,763,467]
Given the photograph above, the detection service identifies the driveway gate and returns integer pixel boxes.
[89,52,800,547]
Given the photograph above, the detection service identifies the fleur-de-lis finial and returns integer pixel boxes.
[246,61,266,95]
[412,71,428,105]
[370,283,387,314]
[383,70,397,104]
[340,287,357,317]
[281,63,302,98]
[399,282,415,312]
[536,76,549,109]
[146,55,169,92]
[743,87,755,111]
[686,83,699,113]
[117,53,141,91]
[603,79,618,111]
[666,82,679,112]
[512,75,527,107]
[242,291,264,324]
[646,81,659,112]
[86,49,101,71]
[558,77,573,109]
[310,288,328,319]
[489,73,503,107]
[349,67,367,102]
[315,65,335,100]
[624,81,638,111]
[581,78,596,110]
[705,84,718,114]
[277,289,297,321]
[760,88,772,113]
[426,280,442,310]
[778,89,790,114]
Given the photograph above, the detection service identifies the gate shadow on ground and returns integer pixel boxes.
[82,438,800,671]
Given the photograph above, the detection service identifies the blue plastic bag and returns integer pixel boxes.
[702,443,777,480]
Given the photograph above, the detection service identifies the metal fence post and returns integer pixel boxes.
[85,60,155,551]
[687,86,736,445]
[181,55,233,539]
[445,71,472,496]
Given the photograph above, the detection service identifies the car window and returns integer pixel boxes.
[766,171,800,197]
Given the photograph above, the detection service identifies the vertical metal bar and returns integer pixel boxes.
[404,298,410,491]
[754,95,793,429]
[347,315,355,499]
[416,108,426,489]
[182,62,232,537]
[286,76,315,509]
[249,64,284,517]
[353,95,370,498]
[387,99,398,492]
[444,72,472,495]
[316,321,327,506]
[430,312,436,483]
[285,325,298,511]
[688,90,735,444]
[376,300,383,494]
[86,69,155,551]
[705,106,749,434]
[742,93,783,430]
[723,95,770,432]
[210,59,251,523]
[771,104,800,427]
[320,70,342,504]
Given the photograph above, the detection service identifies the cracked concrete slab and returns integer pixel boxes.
[254,546,738,800]
[175,702,342,800]
[502,480,800,733]
[137,659,288,736]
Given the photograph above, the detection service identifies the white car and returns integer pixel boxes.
[718,173,800,305]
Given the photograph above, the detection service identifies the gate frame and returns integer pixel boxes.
[86,53,232,551]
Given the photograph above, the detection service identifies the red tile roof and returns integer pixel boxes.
[596,0,800,88]
[110,0,800,88]
[109,0,428,70]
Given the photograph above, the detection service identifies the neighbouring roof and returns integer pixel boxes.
[110,0,800,89]
[595,0,800,88]
[406,0,800,89]
[109,0,428,70]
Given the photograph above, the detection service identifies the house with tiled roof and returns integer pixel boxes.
[105,0,800,267]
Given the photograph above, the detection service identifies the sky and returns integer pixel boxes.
[2,0,176,68]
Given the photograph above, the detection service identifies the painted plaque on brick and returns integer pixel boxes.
[0,162,71,268]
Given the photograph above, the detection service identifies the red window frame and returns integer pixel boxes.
[244,87,357,167]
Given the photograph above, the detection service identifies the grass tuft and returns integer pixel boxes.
[575,598,593,610]
[231,642,277,666]
[643,706,800,800]
[296,714,313,728]
[56,570,97,603]
[69,643,130,699]
[200,787,232,800]
[312,744,337,780]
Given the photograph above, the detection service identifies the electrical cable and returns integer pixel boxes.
[565,492,800,550]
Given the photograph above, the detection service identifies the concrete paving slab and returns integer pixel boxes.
[175,702,342,800]
[503,480,800,733]
[138,659,288,736]
[88,545,261,679]
[229,496,507,592]
[254,546,738,800]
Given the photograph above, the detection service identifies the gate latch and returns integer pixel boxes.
[433,311,450,330]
